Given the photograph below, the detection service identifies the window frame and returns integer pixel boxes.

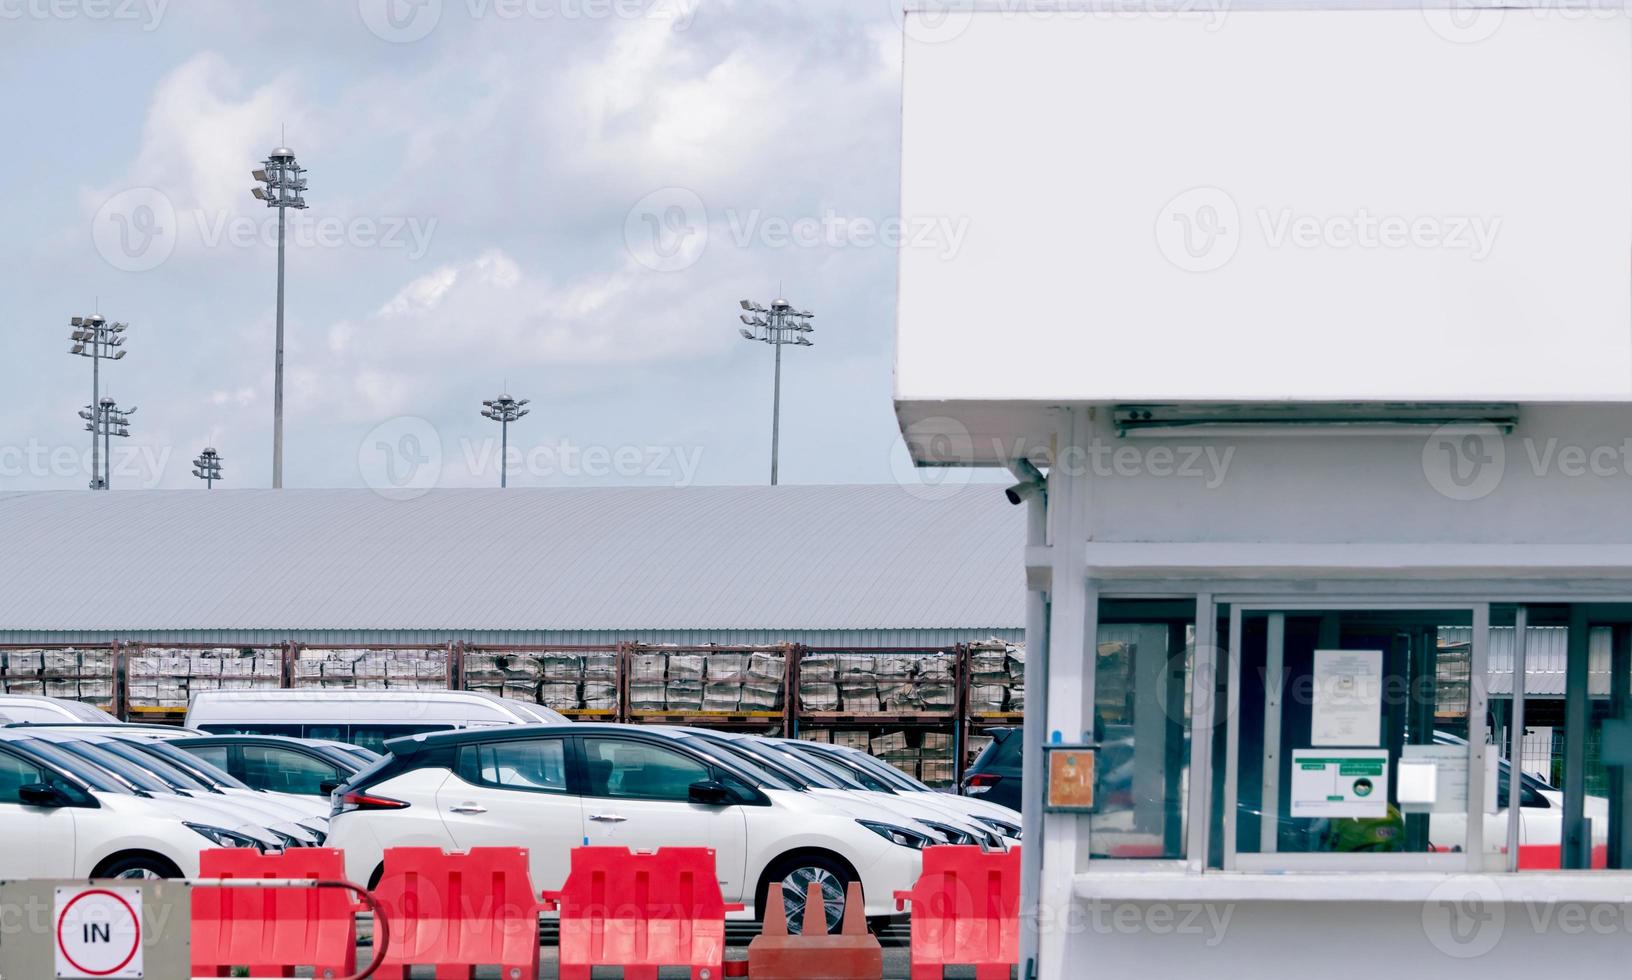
[575,735,722,804]
[457,735,575,796]
[1216,598,1489,873]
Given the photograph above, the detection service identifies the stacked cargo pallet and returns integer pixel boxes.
[463,650,619,713]
[800,650,958,714]
[127,647,283,709]
[292,648,447,690]
[967,642,1024,715]
[2,647,115,710]
[628,648,785,714]
[866,731,956,787]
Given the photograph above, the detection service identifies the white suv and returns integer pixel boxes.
[328,724,929,933]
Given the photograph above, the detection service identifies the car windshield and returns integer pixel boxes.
[717,738,833,789]
[90,739,213,791]
[827,746,927,792]
[763,742,869,790]
[8,739,127,794]
[46,740,175,793]
[130,740,253,790]
[676,735,798,791]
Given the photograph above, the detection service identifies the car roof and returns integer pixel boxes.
[384,722,696,756]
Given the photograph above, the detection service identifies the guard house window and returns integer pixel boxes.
[1091,600,1195,861]
[1223,607,1486,870]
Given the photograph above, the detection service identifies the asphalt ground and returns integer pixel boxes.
[338,923,1003,978]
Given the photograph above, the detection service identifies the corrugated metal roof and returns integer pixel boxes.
[0,487,1025,633]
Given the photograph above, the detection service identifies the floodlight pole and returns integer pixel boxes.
[68,313,127,490]
[253,145,308,489]
[193,447,223,488]
[737,297,814,486]
[91,339,101,489]
[274,198,286,488]
[481,394,531,488]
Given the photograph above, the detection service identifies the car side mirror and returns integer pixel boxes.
[688,780,731,806]
[19,783,66,808]
[319,781,339,796]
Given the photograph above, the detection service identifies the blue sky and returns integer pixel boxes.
[1,0,973,493]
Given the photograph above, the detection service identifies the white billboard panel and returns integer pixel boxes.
[896,6,1632,403]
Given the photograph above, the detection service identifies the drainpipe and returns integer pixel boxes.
[1008,458,1049,979]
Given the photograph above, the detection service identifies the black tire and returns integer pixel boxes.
[93,853,183,881]
[757,853,853,936]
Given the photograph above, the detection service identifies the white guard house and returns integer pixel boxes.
[896,2,1632,977]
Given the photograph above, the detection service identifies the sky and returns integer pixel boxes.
[0,0,982,495]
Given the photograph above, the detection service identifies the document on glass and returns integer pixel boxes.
[1311,649,1383,747]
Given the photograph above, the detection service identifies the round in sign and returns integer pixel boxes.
[56,888,141,978]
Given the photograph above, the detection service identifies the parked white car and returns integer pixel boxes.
[327,723,927,933]
[0,732,285,849]
[21,730,326,847]
[671,729,1007,849]
[0,734,265,879]
[787,740,1022,840]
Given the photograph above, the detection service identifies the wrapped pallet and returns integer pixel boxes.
[666,679,703,711]
[800,652,838,682]
[706,653,749,684]
[799,683,839,711]
[740,680,781,710]
[702,682,741,712]
[463,654,504,683]
[667,654,705,682]
[583,653,618,683]
[5,651,42,675]
[581,682,617,711]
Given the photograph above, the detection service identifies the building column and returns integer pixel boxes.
[1037,406,1096,978]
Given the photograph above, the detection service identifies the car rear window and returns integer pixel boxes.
[985,731,1023,769]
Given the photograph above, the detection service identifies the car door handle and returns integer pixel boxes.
[588,814,627,823]
[448,803,488,815]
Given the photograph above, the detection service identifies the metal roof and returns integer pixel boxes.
[0,487,1024,633]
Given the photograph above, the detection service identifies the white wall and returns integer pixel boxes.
[1074,405,1632,545]
[897,6,1632,403]
[1060,899,1630,977]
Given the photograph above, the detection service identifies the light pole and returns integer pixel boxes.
[481,394,530,488]
[192,448,223,488]
[738,297,814,486]
[67,313,127,490]
[78,398,134,490]
[252,145,308,489]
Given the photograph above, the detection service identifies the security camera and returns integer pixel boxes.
[1005,481,1040,506]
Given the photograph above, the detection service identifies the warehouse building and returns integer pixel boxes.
[0,485,1028,783]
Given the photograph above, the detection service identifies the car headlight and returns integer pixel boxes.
[857,819,934,850]
[974,816,1022,839]
[186,823,263,850]
[921,821,978,846]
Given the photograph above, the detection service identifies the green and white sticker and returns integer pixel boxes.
[1290,749,1389,818]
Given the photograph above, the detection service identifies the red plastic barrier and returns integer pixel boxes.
[894,846,1020,980]
[1518,843,1610,870]
[192,847,358,978]
[371,846,545,980]
[540,846,745,980]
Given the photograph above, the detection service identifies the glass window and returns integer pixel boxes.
[466,739,568,793]
[351,724,454,753]
[583,738,710,801]
[0,752,42,804]
[239,746,340,795]
[1227,607,1479,866]
[178,743,232,772]
[1092,606,1195,861]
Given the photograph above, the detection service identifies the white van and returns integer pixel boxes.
[185,690,569,752]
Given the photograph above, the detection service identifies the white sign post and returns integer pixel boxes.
[54,886,143,979]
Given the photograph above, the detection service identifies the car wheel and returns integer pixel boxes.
[94,854,183,881]
[759,854,851,936]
